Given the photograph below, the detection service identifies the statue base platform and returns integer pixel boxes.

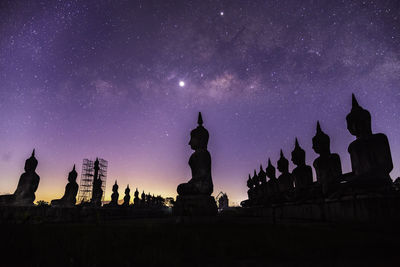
[173,195,217,216]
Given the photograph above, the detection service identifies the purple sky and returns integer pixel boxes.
[0,0,399,204]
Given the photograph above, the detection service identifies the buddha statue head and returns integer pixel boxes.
[277,150,289,174]
[312,121,330,155]
[258,164,265,175]
[265,158,276,179]
[68,164,78,183]
[125,185,130,195]
[94,158,100,170]
[112,180,118,193]
[189,112,209,150]
[247,174,252,188]
[346,94,372,138]
[24,149,38,173]
[291,138,306,166]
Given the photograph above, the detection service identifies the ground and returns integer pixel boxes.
[0,217,398,266]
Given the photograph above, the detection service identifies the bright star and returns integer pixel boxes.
[220,11,224,16]
[179,81,185,87]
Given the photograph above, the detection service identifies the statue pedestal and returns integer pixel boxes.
[173,195,217,216]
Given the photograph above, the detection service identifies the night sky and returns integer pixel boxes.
[0,0,399,205]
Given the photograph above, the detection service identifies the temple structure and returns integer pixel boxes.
[173,112,217,216]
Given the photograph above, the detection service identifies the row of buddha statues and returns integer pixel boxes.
[0,154,164,208]
[244,94,395,206]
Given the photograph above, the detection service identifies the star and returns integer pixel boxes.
[179,81,185,87]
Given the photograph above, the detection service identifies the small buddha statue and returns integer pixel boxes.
[343,94,393,190]
[91,158,103,207]
[258,165,267,185]
[0,150,41,206]
[51,165,79,207]
[312,121,342,196]
[122,185,130,206]
[141,191,146,207]
[277,150,294,193]
[266,158,279,198]
[108,180,119,206]
[134,188,140,206]
[177,112,213,196]
[246,174,253,200]
[291,138,313,191]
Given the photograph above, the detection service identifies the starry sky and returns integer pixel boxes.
[0,0,399,205]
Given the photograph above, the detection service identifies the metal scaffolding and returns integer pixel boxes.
[77,158,108,203]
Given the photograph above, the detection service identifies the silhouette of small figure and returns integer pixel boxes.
[141,191,146,207]
[177,112,213,195]
[246,174,254,201]
[90,158,103,207]
[291,138,313,199]
[0,150,40,206]
[343,94,393,192]
[258,165,268,204]
[266,159,279,201]
[51,165,79,207]
[312,122,342,197]
[122,185,130,206]
[106,181,119,207]
[277,150,294,195]
[174,112,218,215]
[252,169,261,204]
[134,188,140,206]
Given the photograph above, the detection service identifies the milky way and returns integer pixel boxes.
[0,0,399,204]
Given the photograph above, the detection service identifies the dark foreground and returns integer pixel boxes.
[1,217,398,267]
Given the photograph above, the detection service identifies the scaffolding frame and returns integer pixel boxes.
[77,158,108,203]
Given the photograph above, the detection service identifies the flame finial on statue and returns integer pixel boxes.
[198,112,203,126]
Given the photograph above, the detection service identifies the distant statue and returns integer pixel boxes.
[266,158,279,198]
[277,150,294,193]
[343,94,393,190]
[177,112,213,195]
[141,190,146,207]
[134,188,140,206]
[0,150,40,206]
[90,158,103,207]
[258,165,267,185]
[312,122,342,196]
[246,173,254,201]
[107,181,119,207]
[291,138,313,193]
[123,185,130,206]
[51,165,79,207]
[173,112,217,216]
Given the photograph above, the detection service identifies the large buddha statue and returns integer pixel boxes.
[312,122,342,196]
[177,112,213,195]
[123,185,131,206]
[291,138,313,191]
[90,158,103,207]
[51,165,79,207]
[343,94,393,189]
[174,112,217,216]
[277,150,293,193]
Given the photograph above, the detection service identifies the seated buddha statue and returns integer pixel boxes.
[258,165,268,202]
[291,138,313,196]
[141,191,146,207]
[134,188,140,206]
[123,185,131,206]
[0,150,40,206]
[51,165,79,207]
[266,158,279,199]
[106,181,119,207]
[343,94,393,190]
[90,158,103,207]
[246,173,254,201]
[312,121,342,197]
[177,112,213,196]
[277,150,294,193]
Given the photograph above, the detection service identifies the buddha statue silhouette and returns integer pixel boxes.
[0,150,40,206]
[174,112,217,216]
[277,150,293,193]
[134,188,140,206]
[291,138,313,194]
[90,158,103,207]
[51,165,79,207]
[177,112,213,195]
[106,180,119,207]
[312,121,342,196]
[343,94,393,189]
[123,185,131,206]
[266,158,279,199]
